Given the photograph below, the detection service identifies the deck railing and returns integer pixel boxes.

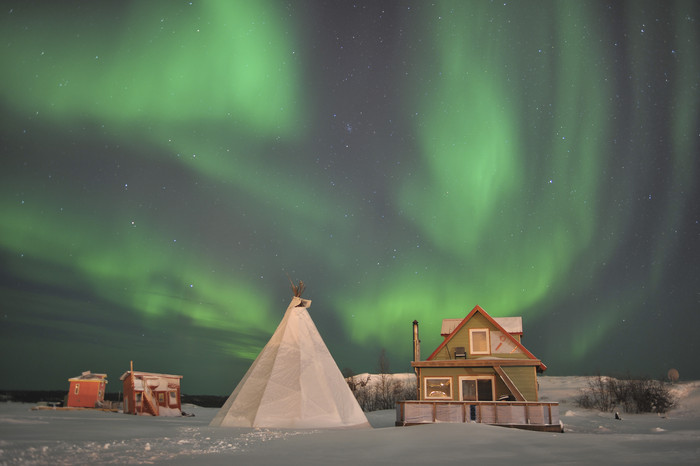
[396,400,562,432]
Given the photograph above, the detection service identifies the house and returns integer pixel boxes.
[416,305,544,402]
[396,305,561,431]
[66,371,108,408]
[120,365,183,416]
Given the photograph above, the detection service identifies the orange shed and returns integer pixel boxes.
[66,371,108,408]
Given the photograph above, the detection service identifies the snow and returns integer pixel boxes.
[158,407,184,417]
[1,376,699,465]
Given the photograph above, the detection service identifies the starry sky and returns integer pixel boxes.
[1,1,698,395]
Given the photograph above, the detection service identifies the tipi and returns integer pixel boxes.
[210,285,370,429]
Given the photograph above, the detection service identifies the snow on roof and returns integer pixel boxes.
[494,316,523,334]
[68,371,108,382]
[440,316,523,336]
[119,371,183,381]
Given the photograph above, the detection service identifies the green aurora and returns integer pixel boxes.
[1,1,698,394]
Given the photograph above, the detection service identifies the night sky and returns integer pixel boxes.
[1,1,698,395]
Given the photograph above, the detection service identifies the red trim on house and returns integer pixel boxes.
[426,305,547,371]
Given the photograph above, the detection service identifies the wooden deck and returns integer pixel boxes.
[396,400,563,433]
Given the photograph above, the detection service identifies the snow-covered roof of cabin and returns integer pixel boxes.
[119,371,183,381]
[441,316,523,336]
[68,371,108,382]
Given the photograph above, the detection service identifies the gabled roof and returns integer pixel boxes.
[68,371,107,382]
[119,371,183,381]
[427,305,546,371]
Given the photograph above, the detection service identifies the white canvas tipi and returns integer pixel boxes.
[210,294,370,429]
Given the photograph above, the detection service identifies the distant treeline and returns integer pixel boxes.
[179,394,228,408]
[0,390,228,408]
[0,390,67,404]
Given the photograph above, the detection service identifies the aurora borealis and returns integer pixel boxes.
[1,1,698,394]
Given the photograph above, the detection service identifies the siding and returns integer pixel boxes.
[502,366,538,401]
[419,367,513,401]
[433,312,530,361]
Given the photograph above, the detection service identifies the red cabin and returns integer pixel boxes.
[66,371,108,408]
[120,369,183,416]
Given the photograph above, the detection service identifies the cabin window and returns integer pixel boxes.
[424,377,452,399]
[74,383,80,395]
[469,328,491,355]
[459,376,495,401]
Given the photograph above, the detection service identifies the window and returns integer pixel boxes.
[74,383,80,395]
[469,328,491,355]
[424,377,452,399]
[169,391,177,406]
[158,393,165,403]
[459,376,494,401]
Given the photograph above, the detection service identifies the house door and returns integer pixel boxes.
[459,377,494,401]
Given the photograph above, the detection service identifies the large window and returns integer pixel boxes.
[469,328,491,355]
[424,377,452,399]
[459,376,494,401]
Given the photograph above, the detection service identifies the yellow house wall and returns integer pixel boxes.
[417,366,540,401]
[501,365,539,401]
[432,312,530,361]
[418,367,510,401]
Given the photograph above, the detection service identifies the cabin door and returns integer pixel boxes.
[459,376,494,401]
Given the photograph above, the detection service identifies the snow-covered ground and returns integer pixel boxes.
[1,376,699,465]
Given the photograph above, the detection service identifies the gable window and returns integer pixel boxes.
[424,377,452,399]
[469,328,491,355]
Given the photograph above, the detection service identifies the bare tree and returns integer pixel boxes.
[344,349,418,412]
[575,374,677,414]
